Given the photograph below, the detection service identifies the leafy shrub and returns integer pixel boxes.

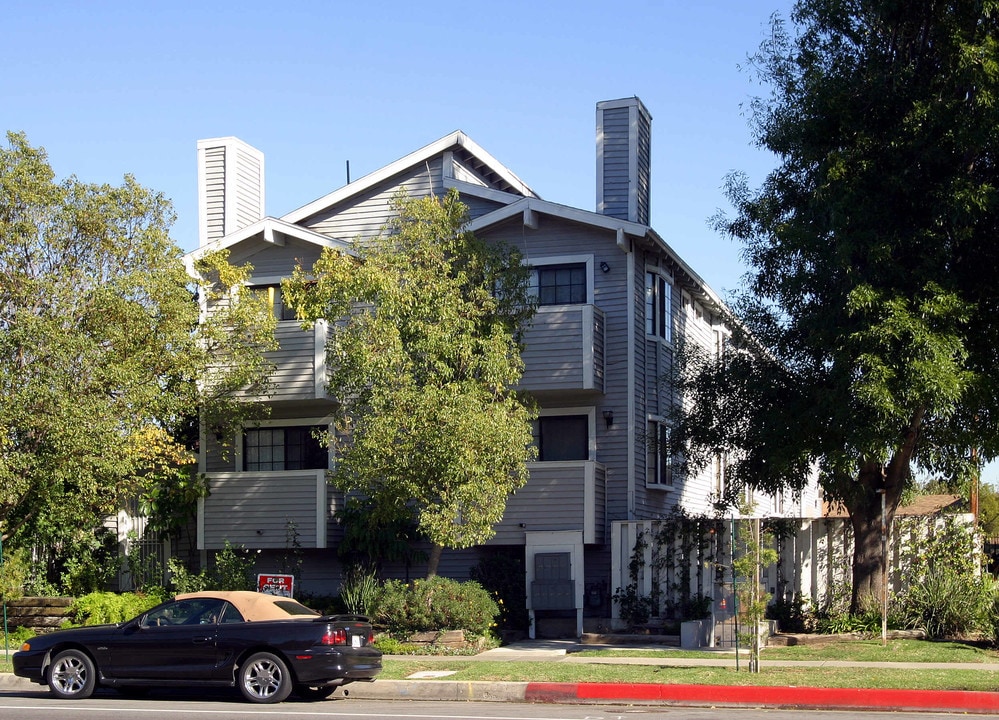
[613,583,652,626]
[767,593,815,633]
[60,528,120,596]
[0,548,30,602]
[167,540,255,593]
[893,516,994,640]
[3,625,36,648]
[69,591,167,626]
[897,568,995,639]
[369,577,499,639]
[340,567,379,615]
[815,608,883,635]
[372,635,421,654]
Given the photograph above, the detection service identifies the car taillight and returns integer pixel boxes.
[368,630,374,644]
[321,628,347,646]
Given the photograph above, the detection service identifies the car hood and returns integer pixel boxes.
[24,623,122,647]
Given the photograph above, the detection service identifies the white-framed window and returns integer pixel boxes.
[531,407,595,461]
[528,255,594,306]
[241,422,329,471]
[250,282,296,320]
[647,418,676,488]
[645,270,672,342]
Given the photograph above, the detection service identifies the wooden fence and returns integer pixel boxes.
[4,597,73,633]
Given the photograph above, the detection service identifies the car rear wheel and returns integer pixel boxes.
[48,649,97,700]
[295,684,337,700]
[239,652,292,704]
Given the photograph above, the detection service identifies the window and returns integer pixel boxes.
[144,598,227,626]
[243,426,327,471]
[648,421,675,487]
[534,264,586,305]
[645,271,672,341]
[254,284,297,321]
[533,415,588,461]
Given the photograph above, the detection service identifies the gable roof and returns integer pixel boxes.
[281,131,539,226]
[823,494,966,518]
[184,216,353,272]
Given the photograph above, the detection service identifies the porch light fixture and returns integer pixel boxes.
[602,409,614,428]
[600,261,610,273]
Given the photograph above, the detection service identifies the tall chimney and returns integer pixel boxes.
[197,137,265,247]
[596,97,651,225]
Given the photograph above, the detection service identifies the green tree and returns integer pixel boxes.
[285,189,536,576]
[684,0,999,612]
[0,132,275,566]
[978,484,999,537]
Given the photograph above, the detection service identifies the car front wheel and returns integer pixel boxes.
[48,649,97,700]
[239,652,292,703]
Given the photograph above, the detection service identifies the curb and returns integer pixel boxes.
[522,681,999,713]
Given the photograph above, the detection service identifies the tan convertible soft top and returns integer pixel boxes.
[175,591,320,622]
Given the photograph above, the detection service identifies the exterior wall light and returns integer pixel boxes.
[602,409,614,428]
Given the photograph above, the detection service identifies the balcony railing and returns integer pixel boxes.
[489,460,606,545]
[518,305,605,394]
[199,470,328,550]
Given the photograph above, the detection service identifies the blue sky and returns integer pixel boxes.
[2,0,794,299]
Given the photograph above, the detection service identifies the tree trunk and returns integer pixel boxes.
[845,409,922,614]
[426,543,443,578]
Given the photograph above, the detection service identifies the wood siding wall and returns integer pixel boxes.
[519,306,605,393]
[202,145,226,244]
[262,322,322,401]
[202,470,325,549]
[488,461,606,545]
[302,159,443,241]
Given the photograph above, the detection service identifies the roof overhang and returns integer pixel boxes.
[184,217,353,274]
[282,131,538,225]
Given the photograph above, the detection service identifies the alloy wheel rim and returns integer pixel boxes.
[52,657,86,693]
[245,659,282,698]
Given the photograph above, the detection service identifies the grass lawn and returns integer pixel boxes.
[378,638,999,691]
[574,638,999,663]
[379,658,999,691]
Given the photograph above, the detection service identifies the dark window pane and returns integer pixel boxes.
[536,264,586,306]
[536,415,588,461]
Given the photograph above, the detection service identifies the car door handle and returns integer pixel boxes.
[193,636,212,644]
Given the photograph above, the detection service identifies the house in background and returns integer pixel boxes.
[184,98,823,638]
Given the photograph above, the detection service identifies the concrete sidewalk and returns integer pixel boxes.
[4,639,999,714]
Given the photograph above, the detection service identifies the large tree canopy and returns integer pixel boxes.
[284,189,537,576]
[0,132,275,556]
[681,0,999,610]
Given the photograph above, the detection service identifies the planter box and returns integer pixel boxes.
[680,619,711,649]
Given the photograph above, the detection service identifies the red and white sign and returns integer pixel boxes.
[257,573,295,598]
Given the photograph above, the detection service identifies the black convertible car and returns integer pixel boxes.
[13,590,382,703]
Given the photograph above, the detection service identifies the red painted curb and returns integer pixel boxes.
[524,682,999,713]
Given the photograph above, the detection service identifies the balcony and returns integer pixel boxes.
[242,320,327,402]
[518,305,605,394]
[488,461,606,545]
[199,470,329,550]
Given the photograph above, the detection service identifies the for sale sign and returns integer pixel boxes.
[257,573,294,597]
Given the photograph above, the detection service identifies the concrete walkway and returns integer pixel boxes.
[4,639,999,713]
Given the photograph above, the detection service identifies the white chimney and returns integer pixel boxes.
[596,97,651,225]
[197,137,265,247]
